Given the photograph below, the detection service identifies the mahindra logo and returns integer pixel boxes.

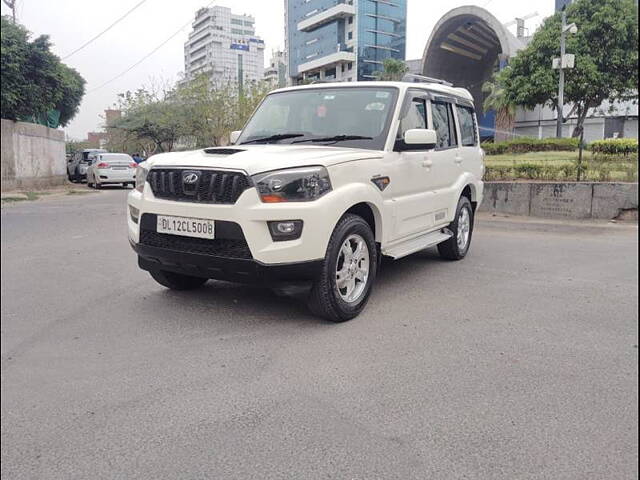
[182,172,199,184]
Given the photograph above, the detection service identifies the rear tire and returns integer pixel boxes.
[438,196,474,261]
[149,270,208,290]
[307,214,377,322]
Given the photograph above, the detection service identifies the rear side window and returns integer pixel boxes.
[456,106,478,147]
[431,102,458,149]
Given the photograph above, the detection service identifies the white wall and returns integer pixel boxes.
[1,119,66,191]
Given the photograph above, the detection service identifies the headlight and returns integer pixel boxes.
[135,164,149,192]
[252,166,332,203]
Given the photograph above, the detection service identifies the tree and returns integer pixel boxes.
[498,0,638,139]
[375,58,409,81]
[0,16,85,126]
[65,139,93,155]
[109,76,274,153]
[482,75,517,142]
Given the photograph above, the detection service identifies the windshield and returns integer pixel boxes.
[82,150,107,162]
[237,87,399,151]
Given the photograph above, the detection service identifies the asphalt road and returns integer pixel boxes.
[1,189,638,480]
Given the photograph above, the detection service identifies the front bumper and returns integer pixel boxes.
[128,184,337,265]
[131,239,322,284]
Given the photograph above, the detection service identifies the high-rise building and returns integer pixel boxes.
[285,0,407,84]
[264,50,287,88]
[183,6,265,88]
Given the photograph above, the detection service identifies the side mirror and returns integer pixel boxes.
[402,129,437,150]
[229,130,241,145]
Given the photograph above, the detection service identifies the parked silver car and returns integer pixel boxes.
[67,149,107,182]
[87,153,137,189]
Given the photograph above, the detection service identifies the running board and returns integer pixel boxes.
[383,230,453,260]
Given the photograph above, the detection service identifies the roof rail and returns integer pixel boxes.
[401,73,453,87]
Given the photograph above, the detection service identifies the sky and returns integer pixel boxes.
[1,0,554,140]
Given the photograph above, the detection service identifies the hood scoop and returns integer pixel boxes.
[204,147,245,155]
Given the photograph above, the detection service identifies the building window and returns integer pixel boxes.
[348,32,353,40]
[348,16,353,24]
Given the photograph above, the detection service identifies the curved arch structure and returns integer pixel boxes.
[421,6,524,139]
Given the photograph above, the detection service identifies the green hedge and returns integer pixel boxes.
[590,138,638,156]
[482,137,580,155]
[485,162,638,182]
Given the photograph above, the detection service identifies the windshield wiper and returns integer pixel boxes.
[292,135,373,144]
[240,133,305,145]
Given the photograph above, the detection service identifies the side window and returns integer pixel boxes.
[456,106,478,147]
[431,101,458,149]
[397,97,427,139]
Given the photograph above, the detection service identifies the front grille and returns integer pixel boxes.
[140,230,253,259]
[148,168,251,204]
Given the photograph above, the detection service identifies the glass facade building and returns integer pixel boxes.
[285,0,407,84]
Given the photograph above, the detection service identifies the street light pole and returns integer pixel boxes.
[556,9,567,138]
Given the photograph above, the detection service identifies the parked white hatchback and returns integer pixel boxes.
[87,153,138,189]
[128,76,485,321]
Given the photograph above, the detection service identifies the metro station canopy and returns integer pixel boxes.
[420,6,524,136]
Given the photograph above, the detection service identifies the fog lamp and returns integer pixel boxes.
[268,220,303,241]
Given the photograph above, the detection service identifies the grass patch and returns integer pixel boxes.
[485,151,638,182]
[1,191,48,203]
[1,196,29,203]
[67,189,94,196]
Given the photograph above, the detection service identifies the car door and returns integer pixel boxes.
[387,90,437,239]
[427,98,463,223]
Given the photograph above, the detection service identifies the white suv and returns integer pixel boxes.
[128,78,484,321]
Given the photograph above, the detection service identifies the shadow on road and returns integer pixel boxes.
[134,248,450,328]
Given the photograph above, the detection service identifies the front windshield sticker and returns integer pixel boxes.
[365,102,386,111]
[323,94,336,100]
[376,91,390,99]
[317,105,327,118]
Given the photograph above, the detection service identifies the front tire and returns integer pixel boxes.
[438,196,474,261]
[307,214,377,322]
[149,270,208,290]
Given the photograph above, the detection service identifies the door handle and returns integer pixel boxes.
[422,159,433,168]
[454,156,463,165]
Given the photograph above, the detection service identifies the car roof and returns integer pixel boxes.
[271,81,474,104]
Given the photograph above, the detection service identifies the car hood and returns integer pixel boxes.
[143,145,383,176]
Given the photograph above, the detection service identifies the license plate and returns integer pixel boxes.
[112,167,127,170]
[157,215,215,239]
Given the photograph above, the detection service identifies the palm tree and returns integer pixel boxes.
[375,59,409,81]
[482,74,517,142]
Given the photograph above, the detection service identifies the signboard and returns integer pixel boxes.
[552,54,576,69]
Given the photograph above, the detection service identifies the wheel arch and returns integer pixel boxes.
[342,201,383,242]
[461,183,478,212]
